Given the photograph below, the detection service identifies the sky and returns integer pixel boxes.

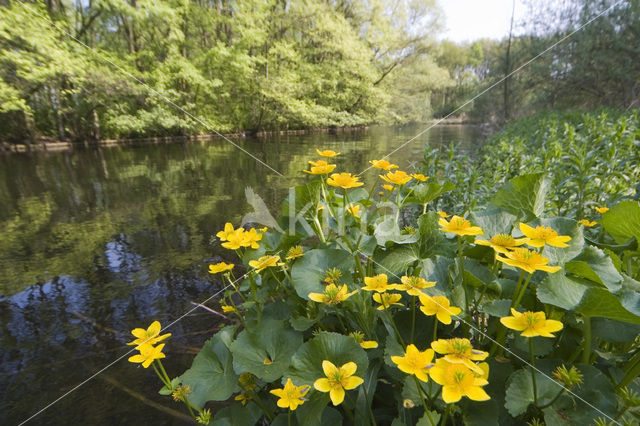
[439,0,527,42]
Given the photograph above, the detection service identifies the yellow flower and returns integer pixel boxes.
[431,338,488,374]
[578,219,597,227]
[362,274,397,292]
[519,223,571,248]
[347,204,361,218]
[216,222,236,241]
[128,343,166,368]
[382,184,394,191]
[372,292,403,310]
[369,159,399,170]
[241,228,263,249]
[474,234,528,254]
[235,393,250,406]
[403,399,416,408]
[327,173,363,189]
[304,160,336,175]
[411,173,429,182]
[391,344,435,382]
[127,321,171,347]
[313,360,364,405]
[286,245,305,260]
[380,170,412,185]
[437,211,450,218]
[248,255,284,272]
[500,308,564,337]
[349,331,378,349]
[316,149,340,157]
[308,284,357,305]
[495,247,561,274]
[594,206,609,214]
[396,275,436,296]
[429,359,490,404]
[418,295,461,325]
[221,229,247,250]
[438,215,483,236]
[270,378,310,411]
[221,305,236,313]
[209,262,234,274]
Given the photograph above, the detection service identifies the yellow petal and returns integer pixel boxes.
[436,311,452,325]
[500,316,527,331]
[465,386,491,401]
[308,293,325,303]
[343,376,364,390]
[430,340,450,354]
[322,360,339,377]
[329,387,345,406]
[340,362,358,377]
[270,389,284,397]
[313,378,331,392]
[519,222,536,238]
[277,399,290,408]
[442,386,462,403]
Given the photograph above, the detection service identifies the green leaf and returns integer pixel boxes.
[211,402,262,426]
[374,217,420,246]
[591,317,640,343]
[417,211,456,258]
[565,245,622,292]
[504,368,559,417]
[479,299,512,317]
[295,391,331,426]
[410,181,455,205]
[230,319,302,382]
[375,246,420,277]
[538,274,640,324]
[470,208,518,237]
[290,248,355,299]
[288,332,369,386]
[461,399,498,426]
[179,326,240,408]
[416,410,441,426]
[599,200,640,245]
[490,173,551,221]
[538,217,584,265]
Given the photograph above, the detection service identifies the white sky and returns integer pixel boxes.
[438,0,527,42]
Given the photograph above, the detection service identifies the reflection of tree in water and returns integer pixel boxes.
[0,267,223,424]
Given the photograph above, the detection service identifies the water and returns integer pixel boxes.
[0,124,485,425]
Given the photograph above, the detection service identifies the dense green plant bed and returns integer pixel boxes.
[126,137,640,425]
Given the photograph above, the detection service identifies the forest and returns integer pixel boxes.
[0,0,638,143]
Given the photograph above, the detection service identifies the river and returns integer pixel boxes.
[0,124,485,424]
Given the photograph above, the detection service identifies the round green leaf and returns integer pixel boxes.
[290,248,355,299]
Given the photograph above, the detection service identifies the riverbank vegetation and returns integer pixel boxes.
[1,0,638,143]
[128,108,640,424]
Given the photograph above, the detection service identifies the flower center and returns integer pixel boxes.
[451,339,471,354]
[491,234,514,246]
[453,370,467,384]
[524,312,540,326]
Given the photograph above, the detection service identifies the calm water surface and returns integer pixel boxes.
[0,124,485,424]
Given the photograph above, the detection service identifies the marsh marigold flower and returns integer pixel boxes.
[347,204,361,218]
[313,360,364,405]
[249,255,284,272]
[519,223,571,248]
[316,149,340,157]
[411,173,429,182]
[372,292,403,310]
[216,222,237,241]
[128,343,166,368]
[429,359,490,403]
[419,295,461,324]
[362,273,397,292]
[308,284,356,305]
[397,275,436,296]
[286,245,304,260]
[221,305,236,313]
[349,331,378,349]
[500,308,563,337]
[438,215,483,236]
[578,219,597,227]
[221,229,246,250]
[474,233,528,254]
[382,184,394,191]
[380,170,412,185]
[594,206,609,214]
[327,173,363,189]
[369,159,399,170]
[270,378,310,411]
[391,344,435,382]
[431,338,488,374]
[495,247,561,274]
[241,228,263,249]
[304,160,336,175]
[324,267,342,284]
[127,320,171,347]
[209,262,234,274]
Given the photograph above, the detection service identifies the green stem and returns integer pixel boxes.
[582,315,592,364]
[432,317,438,342]
[288,410,292,426]
[511,272,534,310]
[413,376,435,426]
[249,390,275,421]
[457,237,469,318]
[411,296,416,343]
[473,259,499,312]
[441,405,450,426]
[386,310,406,347]
[152,362,170,389]
[248,273,262,324]
[185,400,196,419]
[538,388,566,409]
[529,338,538,405]
[362,381,377,426]
[510,270,526,307]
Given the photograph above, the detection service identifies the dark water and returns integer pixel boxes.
[0,124,485,425]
